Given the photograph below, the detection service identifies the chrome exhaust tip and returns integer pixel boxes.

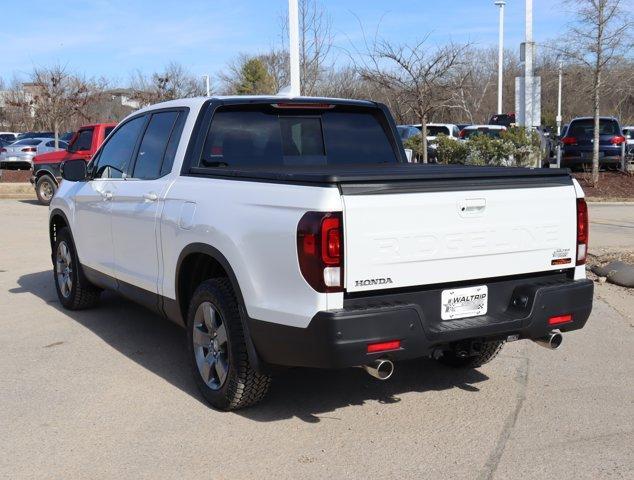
[533,331,563,350]
[362,359,395,380]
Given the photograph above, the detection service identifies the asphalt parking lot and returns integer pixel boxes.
[1,199,632,480]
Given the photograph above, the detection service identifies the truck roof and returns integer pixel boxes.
[77,122,117,129]
[133,96,378,115]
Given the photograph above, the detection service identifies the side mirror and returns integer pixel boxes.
[61,159,87,182]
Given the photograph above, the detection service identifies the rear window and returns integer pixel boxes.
[568,119,620,137]
[198,105,398,168]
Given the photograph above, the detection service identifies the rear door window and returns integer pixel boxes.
[131,111,180,180]
[198,105,398,168]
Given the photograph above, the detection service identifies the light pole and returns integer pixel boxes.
[202,75,210,96]
[495,1,506,115]
[556,60,563,167]
[288,0,301,96]
[524,0,534,129]
[556,61,563,137]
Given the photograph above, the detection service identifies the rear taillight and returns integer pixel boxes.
[21,147,37,152]
[561,136,577,145]
[0,148,6,153]
[610,135,625,145]
[459,130,466,138]
[297,211,343,292]
[576,198,588,265]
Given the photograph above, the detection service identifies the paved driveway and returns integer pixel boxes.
[589,203,634,251]
[0,200,632,479]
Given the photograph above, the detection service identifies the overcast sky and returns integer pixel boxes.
[0,0,626,86]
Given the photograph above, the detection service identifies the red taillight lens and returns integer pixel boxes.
[561,136,577,145]
[367,340,401,353]
[548,314,573,326]
[321,216,341,265]
[0,148,6,153]
[297,212,344,292]
[459,129,466,138]
[576,198,588,265]
[610,135,625,145]
[21,147,37,152]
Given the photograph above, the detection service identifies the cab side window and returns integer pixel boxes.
[92,116,146,179]
[69,129,94,152]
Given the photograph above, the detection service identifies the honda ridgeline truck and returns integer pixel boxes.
[49,97,593,410]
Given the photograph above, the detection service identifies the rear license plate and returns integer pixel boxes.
[441,285,488,320]
[7,156,18,161]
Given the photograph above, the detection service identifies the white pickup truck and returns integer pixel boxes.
[50,96,594,410]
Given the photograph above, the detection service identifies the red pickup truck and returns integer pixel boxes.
[31,122,116,205]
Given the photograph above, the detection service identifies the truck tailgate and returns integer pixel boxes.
[343,183,577,292]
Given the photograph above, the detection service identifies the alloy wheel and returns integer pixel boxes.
[192,301,229,390]
[56,241,73,298]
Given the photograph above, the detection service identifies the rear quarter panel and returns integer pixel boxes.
[161,177,344,328]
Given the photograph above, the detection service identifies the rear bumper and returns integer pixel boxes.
[561,147,622,166]
[249,273,594,369]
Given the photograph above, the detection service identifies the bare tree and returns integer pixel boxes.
[130,62,205,106]
[358,35,470,162]
[10,66,97,146]
[559,0,632,184]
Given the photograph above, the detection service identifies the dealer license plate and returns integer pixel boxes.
[441,285,488,320]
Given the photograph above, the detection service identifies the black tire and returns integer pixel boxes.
[187,278,271,410]
[36,175,57,206]
[437,340,505,368]
[53,227,101,310]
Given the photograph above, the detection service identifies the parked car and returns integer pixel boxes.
[560,117,625,170]
[412,123,461,161]
[456,123,471,132]
[31,123,116,205]
[49,96,593,410]
[0,138,67,170]
[623,126,634,156]
[396,125,421,141]
[489,113,516,127]
[412,123,461,141]
[0,132,19,143]
[459,125,507,140]
[16,131,55,140]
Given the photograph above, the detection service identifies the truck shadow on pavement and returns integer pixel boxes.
[13,270,490,424]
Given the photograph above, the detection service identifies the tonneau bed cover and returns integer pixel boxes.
[189,164,573,193]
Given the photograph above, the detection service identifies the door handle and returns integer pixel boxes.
[143,192,158,202]
[102,191,113,201]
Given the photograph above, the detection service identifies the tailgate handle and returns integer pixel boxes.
[459,198,486,216]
